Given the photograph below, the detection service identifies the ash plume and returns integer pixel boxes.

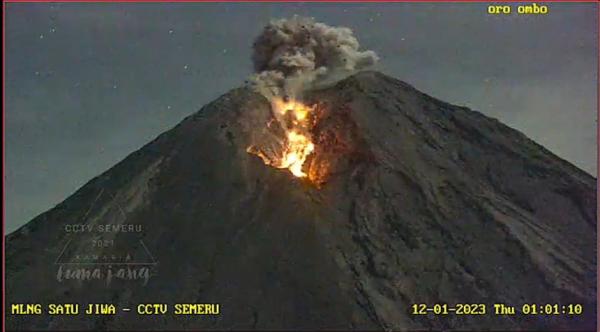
[250,16,379,99]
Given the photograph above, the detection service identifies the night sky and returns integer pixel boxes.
[5,2,598,233]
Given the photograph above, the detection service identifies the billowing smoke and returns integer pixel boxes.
[250,16,379,99]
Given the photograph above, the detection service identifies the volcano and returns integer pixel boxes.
[6,71,597,331]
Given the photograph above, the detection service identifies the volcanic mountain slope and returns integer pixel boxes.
[6,71,597,331]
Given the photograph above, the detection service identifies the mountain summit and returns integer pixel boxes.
[6,71,596,331]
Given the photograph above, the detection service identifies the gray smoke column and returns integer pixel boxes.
[250,16,379,99]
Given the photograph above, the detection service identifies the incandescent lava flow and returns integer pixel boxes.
[247,96,316,178]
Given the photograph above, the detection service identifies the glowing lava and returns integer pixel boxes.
[280,131,315,177]
[248,97,316,178]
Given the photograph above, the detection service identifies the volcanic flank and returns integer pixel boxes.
[6,70,597,331]
[6,18,597,332]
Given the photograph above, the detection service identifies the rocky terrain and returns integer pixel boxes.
[6,71,597,331]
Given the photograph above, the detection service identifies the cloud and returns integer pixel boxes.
[250,15,379,98]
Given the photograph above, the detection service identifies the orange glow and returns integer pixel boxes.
[279,131,315,177]
[271,97,311,121]
[249,97,316,178]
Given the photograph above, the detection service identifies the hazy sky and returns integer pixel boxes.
[5,2,598,233]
